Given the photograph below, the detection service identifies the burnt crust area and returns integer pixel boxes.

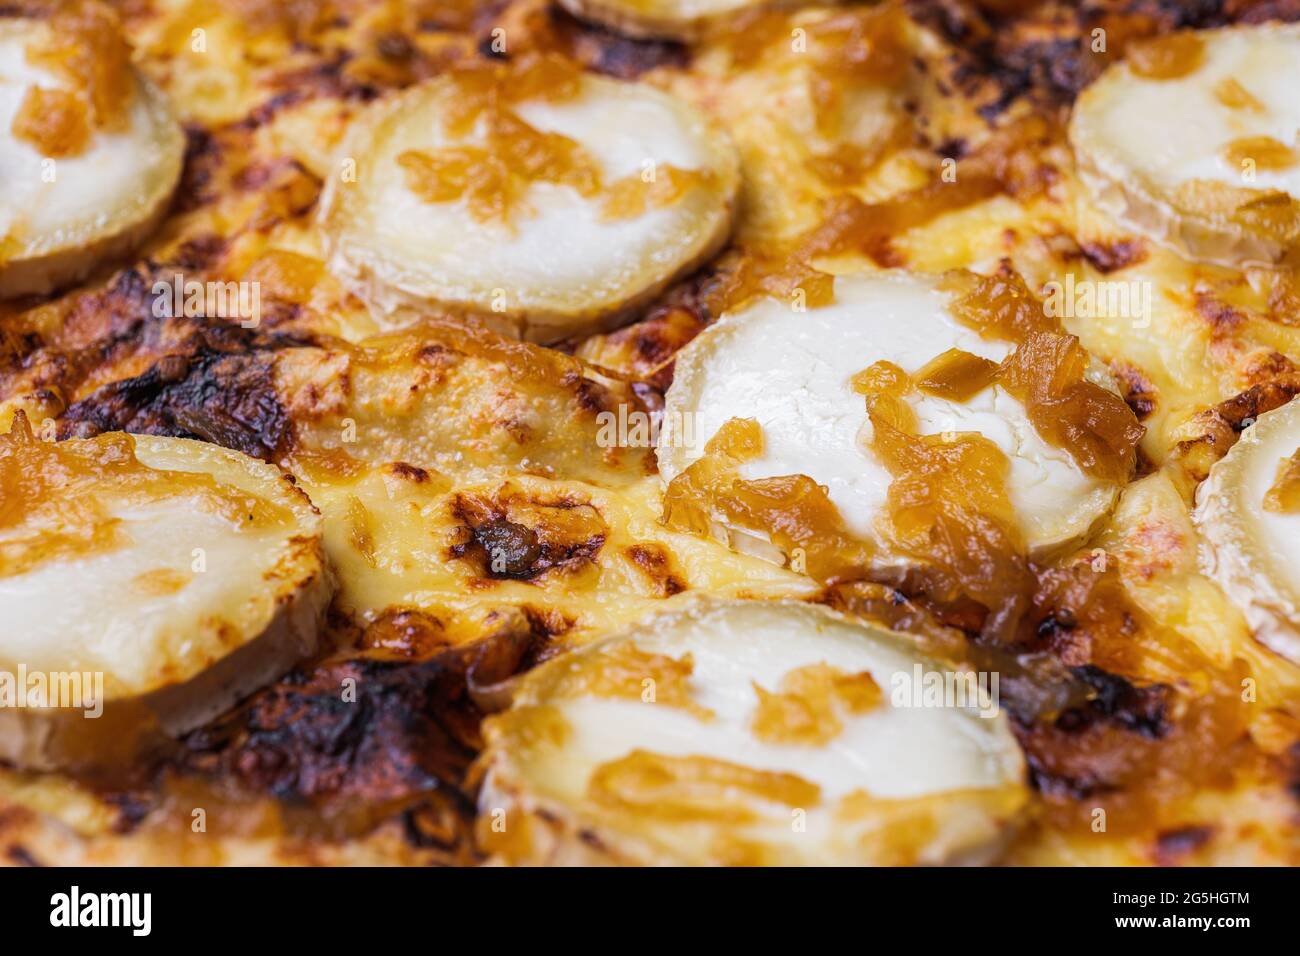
[539,5,690,78]
[0,264,323,461]
[449,484,608,582]
[908,0,1300,116]
[170,617,550,849]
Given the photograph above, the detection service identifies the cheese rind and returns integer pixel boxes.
[1070,24,1300,267]
[657,271,1122,567]
[0,434,332,771]
[1194,398,1300,665]
[477,596,1027,865]
[320,72,739,343]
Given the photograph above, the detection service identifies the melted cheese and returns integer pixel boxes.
[1195,397,1300,664]
[479,597,1026,865]
[1071,24,1300,266]
[660,271,1119,558]
[0,432,331,770]
[0,19,184,296]
[321,70,739,341]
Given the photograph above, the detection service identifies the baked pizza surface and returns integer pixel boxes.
[1,0,1300,866]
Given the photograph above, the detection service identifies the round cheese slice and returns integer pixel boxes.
[658,271,1123,567]
[0,425,332,771]
[477,597,1027,866]
[319,68,739,343]
[1070,24,1300,267]
[557,0,773,41]
[1194,398,1300,665]
[0,17,185,298]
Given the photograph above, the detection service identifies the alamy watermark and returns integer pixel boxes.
[596,404,697,449]
[1042,274,1151,329]
[890,664,1000,719]
[152,273,261,328]
[0,666,103,718]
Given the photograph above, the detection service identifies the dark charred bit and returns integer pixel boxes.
[910,0,1296,117]
[471,518,543,579]
[175,125,222,212]
[5,844,41,867]
[101,787,157,835]
[1218,379,1300,432]
[1079,238,1148,273]
[1112,361,1159,421]
[449,490,608,583]
[385,461,431,483]
[1231,0,1300,26]
[544,5,689,79]
[176,621,545,838]
[1153,824,1214,865]
[58,320,301,462]
[1195,291,1246,336]
[168,233,229,272]
[1059,664,1170,739]
[1287,740,1300,803]
[401,799,472,853]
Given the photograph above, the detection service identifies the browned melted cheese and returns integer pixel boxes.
[0,0,1298,867]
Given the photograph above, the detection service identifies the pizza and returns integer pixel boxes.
[1,0,1299,867]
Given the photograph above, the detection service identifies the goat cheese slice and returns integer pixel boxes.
[658,270,1122,566]
[0,425,332,770]
[1070,23,1300,267]
[0,17,184,298]
[321,69,739,343]
[1195,397,1300,665]
[477,597,1027,865]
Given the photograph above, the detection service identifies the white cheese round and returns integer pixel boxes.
[658,271,1122,565]
[320,69,739,343]
[1195,397,1300,665]
[478,597,1026,865]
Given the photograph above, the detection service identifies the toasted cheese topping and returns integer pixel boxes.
[1195,397,1300,665]
[478,598,1026,865]
[1070,23,1300,266]
[0,10,184,297]
[320,56,740,342]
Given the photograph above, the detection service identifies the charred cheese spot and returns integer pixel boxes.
[449,484,608,583]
